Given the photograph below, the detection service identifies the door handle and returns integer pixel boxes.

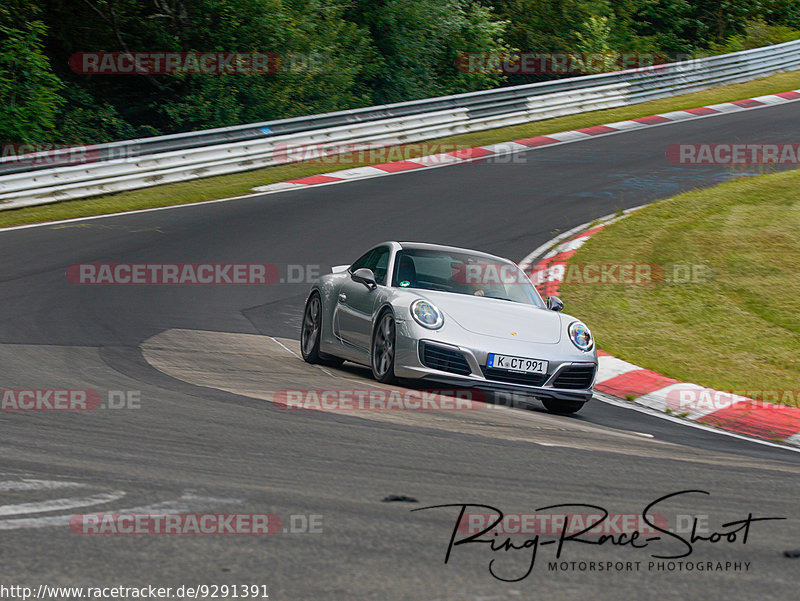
[338,293,347,302]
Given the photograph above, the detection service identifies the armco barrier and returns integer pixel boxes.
[2,40,800,209]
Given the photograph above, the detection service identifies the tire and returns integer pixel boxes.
[542,399,585,414]
[371,311,397,383]
[300,292,344,367]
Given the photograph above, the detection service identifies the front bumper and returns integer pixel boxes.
[394,338,596,403]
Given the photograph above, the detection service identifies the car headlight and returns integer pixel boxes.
[410,299,444,329]
[568,321,594,351]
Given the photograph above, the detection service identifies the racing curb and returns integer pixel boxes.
[521,212,800,447]
[252,90,800,193]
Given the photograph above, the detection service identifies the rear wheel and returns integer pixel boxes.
[542,399,585,414]
[300,293,344,367]
[371,311,397,383]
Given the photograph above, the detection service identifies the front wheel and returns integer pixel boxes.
[300,293,343,367]
[542,399,585,414]
[371,311,397,383]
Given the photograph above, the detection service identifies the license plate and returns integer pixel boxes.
[487,353,548,374]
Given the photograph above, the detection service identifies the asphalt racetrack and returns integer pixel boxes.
[0,102,798,600]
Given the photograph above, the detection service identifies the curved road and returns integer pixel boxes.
[0,102,798,601]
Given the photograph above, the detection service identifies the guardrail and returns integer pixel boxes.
[3,39,800,209]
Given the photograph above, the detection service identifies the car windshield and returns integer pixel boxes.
[391,248,545,307]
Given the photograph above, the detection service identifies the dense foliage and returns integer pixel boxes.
[2,0,798,146]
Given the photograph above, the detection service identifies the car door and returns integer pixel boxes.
[335,246,390,350]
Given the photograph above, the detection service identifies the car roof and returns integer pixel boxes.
[394,241,511,263]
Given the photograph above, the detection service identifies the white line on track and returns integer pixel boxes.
[0,515,80,530]
[269,336,301,359]
[0,492,242,530]
[0,491,125,517]
[269,336,335,377]
[0,479,87,491]
[269,335,382,386]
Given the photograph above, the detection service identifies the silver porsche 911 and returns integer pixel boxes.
[300,242,597,414]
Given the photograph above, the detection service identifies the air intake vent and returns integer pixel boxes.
[419,342,472,376]
[552,365,596,389]
[480,367,548,387]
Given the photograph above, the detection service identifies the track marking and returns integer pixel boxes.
[269,336,301,359]
[0,492,242,530]
[0,491,125,517]
[269,336,336,377]
[268,335,381,386]
[0,479,87,491]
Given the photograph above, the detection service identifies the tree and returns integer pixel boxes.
[160,0,379,128]
[0,4,64,144]
[8,0,799,145]
[348,0,509,104]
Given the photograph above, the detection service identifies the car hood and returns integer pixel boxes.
[415,291,562,343]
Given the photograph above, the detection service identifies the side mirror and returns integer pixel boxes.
[547,296,564,312]
[351,268,377,291]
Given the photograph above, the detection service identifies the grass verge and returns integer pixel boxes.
[560,168,800,402]
[3,70,800,229]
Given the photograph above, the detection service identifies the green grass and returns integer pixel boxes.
[3,69,800,229]
[560,168,800,403]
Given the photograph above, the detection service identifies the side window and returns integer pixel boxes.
[349,249,375,272]
[371,247,390,286]
[349,246,390,286]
